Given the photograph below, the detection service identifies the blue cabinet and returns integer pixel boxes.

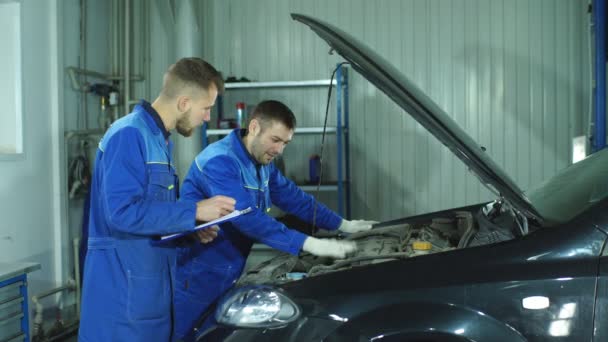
[0,263,40,342]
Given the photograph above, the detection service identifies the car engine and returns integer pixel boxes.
[238,210,485,286]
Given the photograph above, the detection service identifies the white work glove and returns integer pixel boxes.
[338,219,378,233]
[302,237,357,259]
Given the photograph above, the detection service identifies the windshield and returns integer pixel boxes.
[527,148,608,225]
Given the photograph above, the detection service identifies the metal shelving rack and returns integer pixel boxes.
[201,65,351,218]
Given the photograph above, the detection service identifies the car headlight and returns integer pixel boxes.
[215,285,300,328]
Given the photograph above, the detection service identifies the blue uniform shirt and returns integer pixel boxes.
[79,102,197,342]
[173,129,342,340]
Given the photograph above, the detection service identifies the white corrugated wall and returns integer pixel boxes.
[158,0,591,222]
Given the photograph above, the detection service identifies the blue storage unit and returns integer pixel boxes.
[0,262,40,342]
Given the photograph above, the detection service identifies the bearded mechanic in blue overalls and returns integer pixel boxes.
[78,58,237,342]
[173,100,378,340]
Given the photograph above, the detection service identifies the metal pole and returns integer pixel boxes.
[73,238,81,317]
[143,0,150,101]
[124,0,131,115]
[593,0,606,152]
[110,0,119,121]
[336,65,343,217]
[111,0,117,78]
[17,275,30,342]
[79,0,87,129]
[343,67,351,219]
[174,0,203,181]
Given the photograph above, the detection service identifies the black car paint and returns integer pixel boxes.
[198,201,607,341]
[591,208,608,342]
[194,14,608,342]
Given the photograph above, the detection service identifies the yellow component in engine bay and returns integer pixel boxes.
[412,241,432,251]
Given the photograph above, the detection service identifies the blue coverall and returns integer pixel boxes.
[79,102,197,342]
[173,129,342,340]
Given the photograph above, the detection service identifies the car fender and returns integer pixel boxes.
[327,301,526,342]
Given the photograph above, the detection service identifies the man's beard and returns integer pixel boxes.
[250,137,273,165]
[176,116,193,137]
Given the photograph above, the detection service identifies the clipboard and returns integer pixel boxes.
[159,207,253,242]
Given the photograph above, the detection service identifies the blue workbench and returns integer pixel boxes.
[0,262,40,342]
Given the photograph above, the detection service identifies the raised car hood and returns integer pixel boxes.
[292,13,543,223]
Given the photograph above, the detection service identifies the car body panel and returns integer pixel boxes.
[594,257,608,341]
[198,202,608,341]
[592,209,608,341]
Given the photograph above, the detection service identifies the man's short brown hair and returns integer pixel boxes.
[249,100,297,132]
[161,57,224,98]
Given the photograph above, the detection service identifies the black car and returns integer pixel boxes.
[192,14,608,342]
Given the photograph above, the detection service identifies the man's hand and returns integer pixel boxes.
[338,219,378,234]
[196,225,219,244]
[302,237,357,259]
[195,196,236,222]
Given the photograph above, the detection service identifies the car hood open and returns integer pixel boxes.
[292,13,543,223]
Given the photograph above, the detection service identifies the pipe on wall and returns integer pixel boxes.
[593,0,606,152]
[124,0,131,115]
[173,0,203,181]
[79,0,88,129]
[31,279,76,339]
[143,0,151,101]
[73,238,81,317]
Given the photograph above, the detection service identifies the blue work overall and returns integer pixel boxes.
[173,129,342,340]
[79,105,196,342]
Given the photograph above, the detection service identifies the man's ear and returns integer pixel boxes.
[176,95,190,113]
[249,118,260,136]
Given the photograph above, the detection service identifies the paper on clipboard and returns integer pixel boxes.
[160,207,252,242]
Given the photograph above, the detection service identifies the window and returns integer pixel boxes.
[0,1,22,156]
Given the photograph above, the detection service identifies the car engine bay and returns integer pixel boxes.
[238,204,525,286]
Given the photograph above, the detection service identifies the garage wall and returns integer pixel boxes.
[0,0,111,309]
[193,0,590,222]
[0,0,63,297]
[62,0,112,290]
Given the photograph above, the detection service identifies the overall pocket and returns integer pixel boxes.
[146,167,175,201]
[127,269,170,321]
[243,185,263,209]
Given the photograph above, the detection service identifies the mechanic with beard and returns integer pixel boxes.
[78,58,237,342]
[173,100,377,341]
